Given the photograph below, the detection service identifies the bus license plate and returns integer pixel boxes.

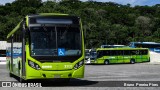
[54,75,61,78]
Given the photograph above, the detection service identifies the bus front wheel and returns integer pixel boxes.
[130,59,135,64]
[9,72,13,77]
[104,60,109,65]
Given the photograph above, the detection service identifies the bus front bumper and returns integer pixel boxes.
[25,65,84,80]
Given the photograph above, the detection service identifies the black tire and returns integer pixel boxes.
[148,58,150,62]
[104,60,109,65]
[18,77,25,83]
[130,59,135,64]
[9,72,13,77]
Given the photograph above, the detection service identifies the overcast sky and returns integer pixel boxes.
[0,0,160,6]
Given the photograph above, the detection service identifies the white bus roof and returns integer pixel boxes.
[101,45,125,46]
[130,42,160,44]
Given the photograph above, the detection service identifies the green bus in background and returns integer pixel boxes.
[93,48,150,65]
[6,13,85,82]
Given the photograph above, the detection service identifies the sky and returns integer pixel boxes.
[0,0,160,6]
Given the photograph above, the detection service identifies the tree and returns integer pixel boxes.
[135,16,153,41]
[0,0,160,46]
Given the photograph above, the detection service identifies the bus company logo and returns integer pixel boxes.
[42,65,52,69]
[2,82,12,87]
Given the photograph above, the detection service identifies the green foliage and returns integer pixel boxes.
[0,0,160,48]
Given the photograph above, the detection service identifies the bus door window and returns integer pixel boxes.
[117,50,123,63]
[97,51,103,58]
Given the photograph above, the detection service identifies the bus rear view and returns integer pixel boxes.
[6,13,85,82]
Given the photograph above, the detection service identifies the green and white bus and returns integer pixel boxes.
[92,48,150,65]
[6,13,85,82]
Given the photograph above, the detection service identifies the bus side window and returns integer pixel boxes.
[131,50,136,55]
[103,50,110,56]
[139,50,142,55]
[110,50,117,56]
[117,50,123,55]
[123,50,130,55]
[141,50,148,55]
[136,50,140,55]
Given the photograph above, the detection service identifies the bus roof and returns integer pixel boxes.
[27,13,69,17]
[7,13,77,39]
[97,48,149,51]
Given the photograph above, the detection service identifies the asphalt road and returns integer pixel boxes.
[1,63,160,90]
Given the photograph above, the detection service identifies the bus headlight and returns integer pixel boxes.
[28,60,41,70]
[74,60,84,70]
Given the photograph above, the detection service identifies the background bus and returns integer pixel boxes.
[85,49,91,64]
[101,45,129,48]
[0,50,6,64]
[85,49,97,64]
[6,13,85,82]
[93,48,150,65]
[129,42,160,53]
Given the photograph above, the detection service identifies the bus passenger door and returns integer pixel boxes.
[109,50,118,64]
[123,50,131,63]
[135,50,142,62]
[117,50,123,63]
[130,50,137,62]
[141,50,149,62]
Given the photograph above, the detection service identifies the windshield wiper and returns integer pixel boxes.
[42,25,54,41]
[60,27,68,39]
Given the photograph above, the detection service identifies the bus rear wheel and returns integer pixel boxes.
[130,59,135,64]
[104,60,109,65]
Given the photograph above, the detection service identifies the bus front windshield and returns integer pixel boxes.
[30,26,81,56]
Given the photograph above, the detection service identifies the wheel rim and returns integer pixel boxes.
[105,61,108,65]
[131,60,134,64]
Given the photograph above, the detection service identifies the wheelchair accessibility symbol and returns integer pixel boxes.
[58,48,65,56]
